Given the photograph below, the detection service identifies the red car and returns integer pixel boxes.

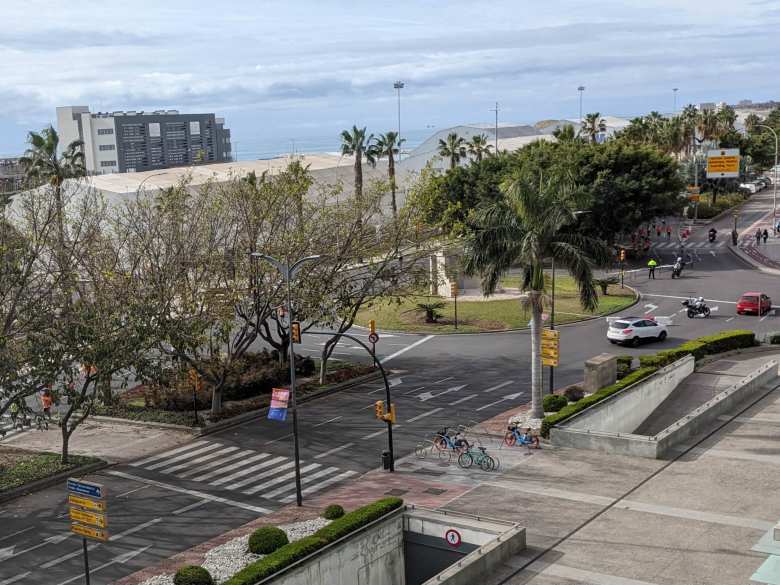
[736,292,772,315]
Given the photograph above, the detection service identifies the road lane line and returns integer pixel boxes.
[132,440,208,467]
[109,518,163,541]
[41,543,100,568]
[53,545,152,585]
[643,293,737,305]
[178,449,254,478]
[380,335,434,364]
[145,443,224,470]
[361,426,401,440]
[0,573,29,584]
[483,381,513,393]
[104,470,271,514]
[210,455,282,486]
[266,433,293,445]
[449,394,477,406]
[193,452,273,482]
[172,500,209,515]
[476,399,505,411]
[282,470,358,502]
[242,462,307,495]
[725,317,734,322]
[406,408,443,423]
[226,460,295,491]
[314,442,354,459]
[263,466,339,498]
[313,416,342,427]
[116,485,150,498]
[0,527,32,543]
[159,446,240,474]
[404,385,426,395]
[432,376,454,384]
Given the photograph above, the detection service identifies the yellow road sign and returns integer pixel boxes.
[70,508,108,529]
[70,522,109,541]
[706,149,740,178]
[68,494,106,513]
[542,356,559,367]
[542,328,559,338]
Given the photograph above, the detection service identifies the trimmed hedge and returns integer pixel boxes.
[639,330,755,368]
[174,566,214,585]
[543,394,568,412]
[248,526,289,555]
[323,504,345,520]
[541,367,658,437]
[223,497,403,585]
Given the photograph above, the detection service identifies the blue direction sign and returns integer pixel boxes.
[67,478,105,500]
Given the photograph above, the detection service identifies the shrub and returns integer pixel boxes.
[541,367,658,437]
[223,497,403,585]
[297,356,316,377]
[638,330,755,368]
[248,526,289,555]
[323,504,345,519]
[616,355,633,379]
[563,385,585,402]
[174,566,214,585]
[542,394,568,412]
[593,276,619,295]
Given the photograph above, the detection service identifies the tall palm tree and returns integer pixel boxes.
[466,134,493,163]
[717,105,737,137]
[579,113,607,144]
[374,131,405,218]
[696,109,720,145]
[464,174,609,419]
[438,132,467,170]
[744,113,761,133]
[680,105,699,158]
[20,126,85,267]
[659,116,686,158]
[340,126,376,202]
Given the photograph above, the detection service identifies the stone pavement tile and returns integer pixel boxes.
[552,507,768,585]
[4,419,193,463]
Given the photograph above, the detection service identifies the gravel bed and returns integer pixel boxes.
[139,517,331,585]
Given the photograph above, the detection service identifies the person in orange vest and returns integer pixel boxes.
[39,385,53,420]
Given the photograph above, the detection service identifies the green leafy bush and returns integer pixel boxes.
[563,385,585,402]
[222,497,403,585]
[323,504,345,519]
[174,566,214,585]
[541,367,658,437]
[248,526,289,555]
[616,355,633,379]
[543,394,568,412]
[638,330,755,368]
[693,192,746,219]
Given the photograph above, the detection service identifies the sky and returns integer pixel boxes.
[1,0,779,157]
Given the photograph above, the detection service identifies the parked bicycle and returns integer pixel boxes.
[504,425,540,449]
[432,426,470,454]
[457,445,499,471]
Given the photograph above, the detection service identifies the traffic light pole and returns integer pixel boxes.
[306,330,395,471]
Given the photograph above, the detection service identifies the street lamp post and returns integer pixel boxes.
[673,88,679,114]
[549,257,555,394]
[757,125,779,236]
[250,253,321,506]
[577,86,585,125]
[394,81,404,159]
[490,102,500,152]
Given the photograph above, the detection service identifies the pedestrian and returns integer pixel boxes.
[643,237,651,252]
[756,228,763,246]
[40,386,52,420]
[763,228,769,244]
[776,220,780,234]
[732,229,739,245]
[666,225,672,240]
[656,226,661,238]
[647,258,657,279]
[9,400,20,427]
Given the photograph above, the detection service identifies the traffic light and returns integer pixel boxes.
[619,248,626,262]
[374,400,384,420]
[290,321,301,344]
[384,403,397,424]
[369,319,376,335]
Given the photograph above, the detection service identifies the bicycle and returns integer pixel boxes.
[432,426,470,454]
[504,425,540,449]
[458,446,499,471]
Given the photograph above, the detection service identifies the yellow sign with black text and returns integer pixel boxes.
[68,494,106,513]
[706,149,740,178]
[541,329,560,366]
[70,508,108,529]
[70,523,109,541]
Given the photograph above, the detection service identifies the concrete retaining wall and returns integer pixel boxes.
[564,356,695,433]
[655,360,778,457]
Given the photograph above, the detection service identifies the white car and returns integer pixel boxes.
[740,182,759,194]
[607,317,668,346]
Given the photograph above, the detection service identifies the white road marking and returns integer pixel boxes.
[0,573,29,585]
[761,313,770,321]
[314,442,354,459]
[644,303,658,312]
[220,457,291,490]
[449,394,477,406]
[265,433,293,445]
[263,466,339,498]
[0,527,32,543]
[193,452,273,482]
[643,293,737,305]
[404,385,426,395]
[159,445,240,474]
[178,449,255,478]
[210,455,282,486]
[313,416,342,427]
[132,440,208,467]
[361,426,399,440]
[710,250,716,257]
[41,543,100,568]
[109,518,163,541]
[145,442,224,471]
[432,376,454,384]
[406,407,443,423]
[116,485,150,498]
[725,317,734,322]
[0,533,71,562]
[104,470,272,514]
[380,335,435,364]
[172,499,209,515]
[476,392,524,412]
[53,545,152,585]
[242,462,310,495]
[483,380,514,393]
[281,470,358,502]
[418,384,466,401]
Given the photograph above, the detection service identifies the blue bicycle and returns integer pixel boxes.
[504,425,539,449]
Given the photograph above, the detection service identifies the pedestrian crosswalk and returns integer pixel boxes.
[129,440,357,504]
[651,240,725,250]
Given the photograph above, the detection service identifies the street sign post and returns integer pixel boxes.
[706,148,740,178]
[541,329,560,367]
[67,478,108,585]
[268,388,290,421]
[450,281,459,330]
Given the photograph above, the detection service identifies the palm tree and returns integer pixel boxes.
[463,173,609,419]
[579,113,607,144]
[744,113,761,133]
[438,132,467,170]
[717,105,737,137]
[467,134,493,163]
[20,126,85,267]
[680,105,699,157]
[374,131,405,218]
[696,109,720,144]
[340,126,376,202]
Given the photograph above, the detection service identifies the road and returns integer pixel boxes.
[2,190,779,584]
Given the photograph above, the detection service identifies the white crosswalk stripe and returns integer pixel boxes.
[128,440,360,504]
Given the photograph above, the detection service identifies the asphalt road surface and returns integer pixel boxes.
[3,191,780,584]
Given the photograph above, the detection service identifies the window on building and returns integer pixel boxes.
[98,144,116,151]
[97,128,114,135]
[100,160,116,167]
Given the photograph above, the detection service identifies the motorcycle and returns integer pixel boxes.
[682,298,711,318]
[708,229,717,243]
[671,258,684,278]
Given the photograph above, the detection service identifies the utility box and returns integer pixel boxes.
[584,353,617,393]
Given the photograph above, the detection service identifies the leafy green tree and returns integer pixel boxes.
[552,124,578,142]
[463,171,609,419]
[438,132,467,169]
[375,131,405,217]
[467,134,493,162]
[579,113,606,144]
[340,126,376,202]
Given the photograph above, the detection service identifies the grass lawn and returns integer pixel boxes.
[357,276,636,333]
[0,446,101,493]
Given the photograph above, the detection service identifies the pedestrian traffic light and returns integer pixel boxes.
[619,248,626,262]
[374,400,385,420]
[290,321,301,344]
[369,319,376,335]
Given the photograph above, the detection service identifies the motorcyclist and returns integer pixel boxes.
[708,227,717,242]
[672,256,685,278]
[694,296,705,309]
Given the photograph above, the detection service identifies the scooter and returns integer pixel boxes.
[682,298,711,318]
